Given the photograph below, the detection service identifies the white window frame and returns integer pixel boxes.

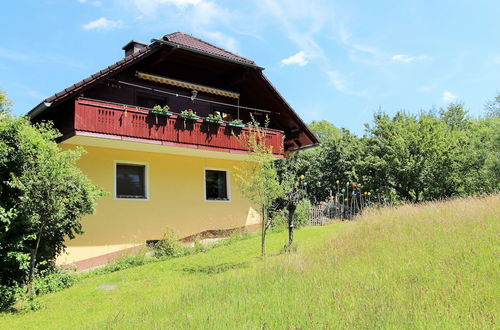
[204,168,231,202]
[114,161,149,201]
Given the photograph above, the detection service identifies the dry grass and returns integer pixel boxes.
[1,195,498,329]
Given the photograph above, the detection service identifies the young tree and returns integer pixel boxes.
[0,92,104,309]
[234,119,289,257]
[275,154,307,249]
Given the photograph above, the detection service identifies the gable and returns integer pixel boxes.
[29,32,319,150]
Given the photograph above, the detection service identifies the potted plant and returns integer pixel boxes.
[150,105,173,117]
[179,108,200,120]
[228,119,245,128]
[204,113,224,124]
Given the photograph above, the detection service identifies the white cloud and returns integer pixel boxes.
[337,26,381,64]
[392,54,431,63]
[202,31,238,54]
[442,91,457,103]
[82,17,123,30]
[124,0,239,53]
[327,70,347,93]
[280,51,310,67]
[256,0,329,61]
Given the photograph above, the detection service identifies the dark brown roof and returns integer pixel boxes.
[29,32,257,115]
[27,32,319,147]
[163,32,255,65]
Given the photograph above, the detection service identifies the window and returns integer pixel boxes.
[205,170,229,200]
[116,164,147,199]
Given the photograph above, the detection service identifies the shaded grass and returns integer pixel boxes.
[1,195,498,329]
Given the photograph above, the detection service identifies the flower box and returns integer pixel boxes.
[228,122,245,128]
[150,109,173,117]
[205,118,224,124]
[179,113,200,120]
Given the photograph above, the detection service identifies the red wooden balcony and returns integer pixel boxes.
[74,98,284,155]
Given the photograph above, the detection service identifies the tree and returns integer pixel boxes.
[363,104,499,201]
[0,90,12,114]
[364,111,462,201]
[308,120,341,140]
[0,92,104,309]
[275,154,306,249]
[485,92,500,117]
[282,126,363,203]
[234,119,290,256]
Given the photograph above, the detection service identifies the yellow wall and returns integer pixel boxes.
[58,143,260,264]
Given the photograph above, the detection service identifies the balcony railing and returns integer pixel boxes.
[74,98,284,155]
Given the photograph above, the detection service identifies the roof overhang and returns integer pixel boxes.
[152,38,265,70]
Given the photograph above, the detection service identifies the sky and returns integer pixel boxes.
[0,0,499,135]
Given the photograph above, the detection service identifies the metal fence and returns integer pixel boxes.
[307,198,368,225]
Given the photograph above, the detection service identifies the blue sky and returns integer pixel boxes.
[1,0,499,134]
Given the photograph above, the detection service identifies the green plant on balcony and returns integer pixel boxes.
[179,108,200,120]
[150,105,173,117]
[228,118,245,128]
[205,113,224,124]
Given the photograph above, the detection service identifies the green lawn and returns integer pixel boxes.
[1,195,498,329]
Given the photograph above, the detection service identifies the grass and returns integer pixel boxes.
[1,195,498,329]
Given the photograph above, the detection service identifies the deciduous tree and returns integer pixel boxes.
[234,119,290,256]
[0,92,104,309]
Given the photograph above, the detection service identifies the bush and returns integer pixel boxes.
[270,209,287,231]
[270,200,311,231]
[0,285,17,311]
[33,269,75,295]
[295,199,312,228]
[152,228,184,258]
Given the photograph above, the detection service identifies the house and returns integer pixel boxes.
[28,32,319,267]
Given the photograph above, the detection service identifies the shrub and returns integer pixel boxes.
[152,228,184,258]
[33,269,75,295]
[0,285,17,311]
[270,209,287,231]
[269,200,311,231]
[295,199,312,228]
[193,236,207,253]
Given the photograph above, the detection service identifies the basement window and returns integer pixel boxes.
[116,163,147,199]
[205,170,229,201]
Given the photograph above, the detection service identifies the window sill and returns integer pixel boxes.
[115,196,148,200]
[205,198,231,202]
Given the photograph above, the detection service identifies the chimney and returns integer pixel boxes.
[122,40,148,57]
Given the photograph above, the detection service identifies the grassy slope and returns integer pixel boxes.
[1,195,498,329]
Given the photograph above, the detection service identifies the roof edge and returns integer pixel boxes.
[258,72,320,146]
[152,38,265,70]
[27,42,161,118]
